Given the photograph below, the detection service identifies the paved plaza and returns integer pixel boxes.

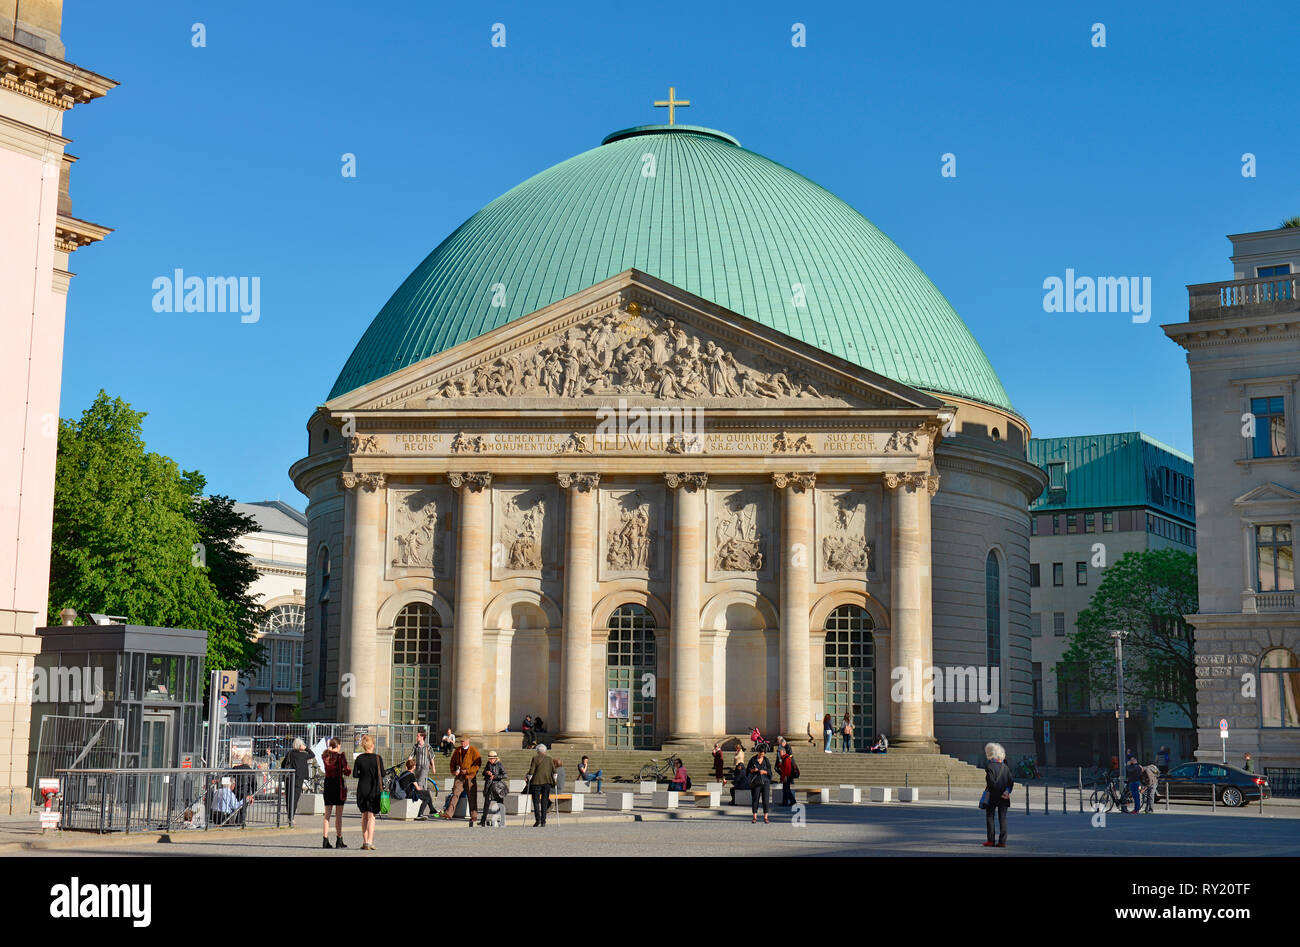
[11,797,1300,858]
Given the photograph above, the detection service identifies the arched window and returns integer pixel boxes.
[985,551,1002,670]
[258,604,305,692]
[823,604,875,750]
[315,548,330,701]
[391,603,442,725]
[1261,648,1300,729]
[605,604,657,749]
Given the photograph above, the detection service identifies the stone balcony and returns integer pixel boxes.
[1188,273,1300,322]
[1242,589,1297,613]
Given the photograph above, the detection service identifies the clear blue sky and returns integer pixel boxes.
[57,1,1297,506]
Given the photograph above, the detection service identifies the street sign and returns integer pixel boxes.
[1220,730,1229,740]
[219,671,238,693]
[39,811,59,829]
[1043,720,1051,744]
[219,695,228,708]
[1220,718,1229,731]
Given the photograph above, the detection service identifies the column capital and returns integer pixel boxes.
[448,471,493,491]
[338,471,387,492]
[557,472,600,491]
[665,472,708,491]
[883,471,940,495]
[772,472,816,492]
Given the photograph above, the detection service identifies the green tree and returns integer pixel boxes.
[1060,549,1198,726]
[1280,216,1300,229]
[49,391,261,674]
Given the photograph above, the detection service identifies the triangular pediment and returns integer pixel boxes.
[1234,481,1300,506]
[329,270,945,414]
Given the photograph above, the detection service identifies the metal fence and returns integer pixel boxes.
[56,767,297,834]
[1264,767,1300,798]
[213,722,434,769]
[30,715,125,809]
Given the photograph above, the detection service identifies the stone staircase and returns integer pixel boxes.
[449,739,986,791]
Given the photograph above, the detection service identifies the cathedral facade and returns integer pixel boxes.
[292,124,1045,760]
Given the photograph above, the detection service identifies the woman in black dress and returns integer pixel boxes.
[321,737,350,849]
[352,734,385,851]
[746,747,773,824]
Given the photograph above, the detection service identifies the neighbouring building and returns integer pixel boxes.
[1027,433,1196,769]
[1164,225,1300,791]
[0,1,115,811]
[231,501,308,723]
[291,120,1047,764]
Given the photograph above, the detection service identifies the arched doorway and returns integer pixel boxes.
[823,604,874,750]
[390,603,441,727]
[605,604,657,749]
[508,601,556,730]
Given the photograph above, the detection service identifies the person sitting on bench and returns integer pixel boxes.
[397,758,434,819]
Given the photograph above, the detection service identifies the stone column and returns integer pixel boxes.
[339,472,386,724]
[886,471,939,751]
[556,472,599,744]
[449,471,491,737]
[774,472,815,737]
[665,472,707,746]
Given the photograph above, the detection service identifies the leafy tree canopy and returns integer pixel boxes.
[49,391,262,674]
[1060,548,1198,725]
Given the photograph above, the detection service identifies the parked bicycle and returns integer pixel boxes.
[1014,755,1040,779]
[636,756,679,782]
[1088,776,1133,813]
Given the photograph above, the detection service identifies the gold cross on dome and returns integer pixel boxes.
[653,86,690,125]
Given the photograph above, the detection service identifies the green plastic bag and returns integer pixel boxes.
[380,791,390,815]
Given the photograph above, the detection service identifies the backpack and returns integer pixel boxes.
[684,775,692,790]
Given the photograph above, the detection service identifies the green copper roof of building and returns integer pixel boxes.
[1028,432,1195,523]
[329,125,1014,409]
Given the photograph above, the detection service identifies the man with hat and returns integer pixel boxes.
[442,734,482,826]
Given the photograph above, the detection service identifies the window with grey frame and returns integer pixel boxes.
[1255,525,1295,593]
[1261,649,1300,729]
[985,552,1001,669]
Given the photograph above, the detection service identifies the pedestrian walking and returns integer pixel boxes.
[525,744,561,827]
[442,735,482,825]
[279,737,314,820]
[778,747,798,807]
[1125,753,1143,814]
[712,743,725,784]
[1243,753,1254,774]
[841,713,854,753]
[746,747,773,823]
[353,734,385,851]
[321,737,350,849]
[409,729,437,792]
[822,714,834,754]
[480,750,508,826]
[981,742,1014,847]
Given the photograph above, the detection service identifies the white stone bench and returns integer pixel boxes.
[838,785,862,804]
[572,780,590,793]
[604,791,634,811]
[555,793,583,813]
[504,794,533,815]
[638,781,657,794]
[802,788,829,804]
[706,782,724,793]
[507,779,527,794]
[651,790,678,809]
[733,789,752,806]
[692,791,720,808]
[297,794,325,816]
[897,787,919,802]
[869,787,892,803]
[385,798,420,820]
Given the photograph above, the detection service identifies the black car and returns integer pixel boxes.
[1157,762,1269,807]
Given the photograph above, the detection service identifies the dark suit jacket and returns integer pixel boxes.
[985,760,1014,807]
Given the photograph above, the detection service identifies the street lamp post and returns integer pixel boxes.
[1111,630,1128,775]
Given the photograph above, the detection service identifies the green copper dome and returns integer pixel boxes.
[329,125,1013,410]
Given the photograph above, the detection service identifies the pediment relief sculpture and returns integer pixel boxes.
[425,307,829,403]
